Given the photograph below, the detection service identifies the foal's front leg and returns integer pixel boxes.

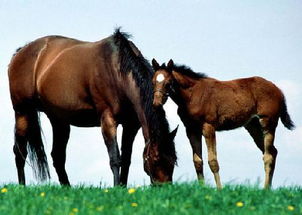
[186,127,204,182]
[202,123,222,189]
[101,110,121,186]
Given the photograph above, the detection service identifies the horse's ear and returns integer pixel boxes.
[169,125,179,140]
[167,59,174,71]
[152,58,160,71]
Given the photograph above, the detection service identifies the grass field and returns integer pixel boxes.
[0,183,301,215]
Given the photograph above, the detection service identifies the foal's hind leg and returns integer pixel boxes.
[101,110,121,186]
[246,117,278,188]
[13,113,29,185]
[244,117,264,154]
[186,127,204,181]
[50,119,71,186]
[259,118,278,189]
[119,123,139,186]
[202,123,222,189]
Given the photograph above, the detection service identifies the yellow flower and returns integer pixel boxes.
[40,192,45,197]
[96,206,104,211]
[131,202,138,207]
[1,188,8,193]
[204,195,212,200]
[236,201,244,207]
[72,208,79,213]
[104,189,109,193]
[287,205,295,211]
[128,188,136,194]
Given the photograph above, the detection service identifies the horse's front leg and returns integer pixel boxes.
[119,123,139,186]
[202,123,222,189]
[186,127,204,182]
[101,110,121,186]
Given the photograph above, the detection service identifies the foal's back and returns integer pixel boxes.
[193,76,284,130]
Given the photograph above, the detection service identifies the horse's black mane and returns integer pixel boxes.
[113,28,177,163]
[173,64,207,79]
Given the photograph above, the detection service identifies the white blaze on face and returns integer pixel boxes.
[156,74,165,82]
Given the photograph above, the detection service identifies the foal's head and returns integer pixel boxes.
[151,59,174,107]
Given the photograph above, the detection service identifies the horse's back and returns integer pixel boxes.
[8,36,83,110]
[33,37,120,126]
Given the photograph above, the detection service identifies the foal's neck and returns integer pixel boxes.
[171,72,198,107]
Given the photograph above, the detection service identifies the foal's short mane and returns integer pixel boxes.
[113,28,177,163]
[173,64,207,79]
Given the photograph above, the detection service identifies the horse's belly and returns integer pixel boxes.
[68,109,100,127]
[39,104,100,127]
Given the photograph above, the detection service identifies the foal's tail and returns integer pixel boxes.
[280,98,295,130]
[27,110,50,181]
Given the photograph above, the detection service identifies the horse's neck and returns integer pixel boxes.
[124,74,150,142]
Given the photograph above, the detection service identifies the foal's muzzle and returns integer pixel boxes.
[153,90,168,107]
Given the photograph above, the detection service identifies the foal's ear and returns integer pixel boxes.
[169,125,179,140]
[152,58,160,71]
[167,59,174,71]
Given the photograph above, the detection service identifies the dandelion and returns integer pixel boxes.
[287,205,295,211]
[131,202,138,207]
[72,208,79,213]
[236,201,244,207]
[96,206,104,211]
[104,189,109,193]
[128,188,136,194]
[204,195,212,200]
[1,188,8,193]
[40,192,45,197]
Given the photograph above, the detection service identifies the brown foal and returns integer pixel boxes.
[152,59,294,189]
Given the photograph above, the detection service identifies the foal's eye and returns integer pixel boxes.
[156,74,165,82]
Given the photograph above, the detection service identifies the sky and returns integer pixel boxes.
[0,0,301,188]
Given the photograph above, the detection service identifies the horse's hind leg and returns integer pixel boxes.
[186,127,204,182]
[50,119,70,186]
[202,123,222,189]
[101,110,121,186]
[13,113,29,185]
[119,123,139,186]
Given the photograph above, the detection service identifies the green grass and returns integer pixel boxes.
[0,183,301,215]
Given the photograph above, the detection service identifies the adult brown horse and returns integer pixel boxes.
[8,29,178,186]
[151,59,295,189]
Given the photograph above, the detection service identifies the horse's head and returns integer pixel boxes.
[152,59,174,107]
[143,125,178,184]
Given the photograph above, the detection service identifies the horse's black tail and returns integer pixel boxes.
[27,110,50,181]
[280,97,295,130]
